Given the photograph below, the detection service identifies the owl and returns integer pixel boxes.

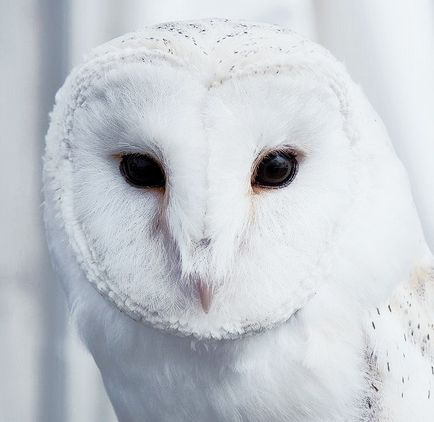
[43,18,434,421]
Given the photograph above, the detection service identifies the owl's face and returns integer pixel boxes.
[45,20,424,339]
[69,60,351,338]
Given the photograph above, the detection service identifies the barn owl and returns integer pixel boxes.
[43,18,434,421]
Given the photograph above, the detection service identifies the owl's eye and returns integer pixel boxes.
[253,150,298,188]
[119,153,165,188]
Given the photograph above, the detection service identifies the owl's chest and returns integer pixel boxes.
[102,325,368,422]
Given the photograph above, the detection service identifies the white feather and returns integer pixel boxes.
[43,18,434,421]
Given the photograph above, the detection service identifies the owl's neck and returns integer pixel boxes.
[84,286,371,421]
[97,322,366,422]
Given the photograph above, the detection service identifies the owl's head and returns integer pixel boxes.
[44,19,427,340]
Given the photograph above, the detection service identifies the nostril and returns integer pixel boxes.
[197,238,211,248]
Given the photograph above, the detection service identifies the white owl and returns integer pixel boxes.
[43,19,434,421]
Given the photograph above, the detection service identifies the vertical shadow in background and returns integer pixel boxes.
[37,0,69,421]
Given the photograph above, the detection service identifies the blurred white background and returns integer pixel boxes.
[1,1,433,421]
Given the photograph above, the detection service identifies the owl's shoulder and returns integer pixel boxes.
[388,265,434,354]
[365,264,434,420]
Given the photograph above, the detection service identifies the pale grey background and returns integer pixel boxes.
[1,1,434,421]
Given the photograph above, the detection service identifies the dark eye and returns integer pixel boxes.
[253,150,298,188]
[119,153,165,188]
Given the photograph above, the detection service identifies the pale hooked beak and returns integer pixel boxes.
[197,282,212,313]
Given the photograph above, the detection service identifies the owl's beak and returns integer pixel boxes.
[197,282,212,314]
